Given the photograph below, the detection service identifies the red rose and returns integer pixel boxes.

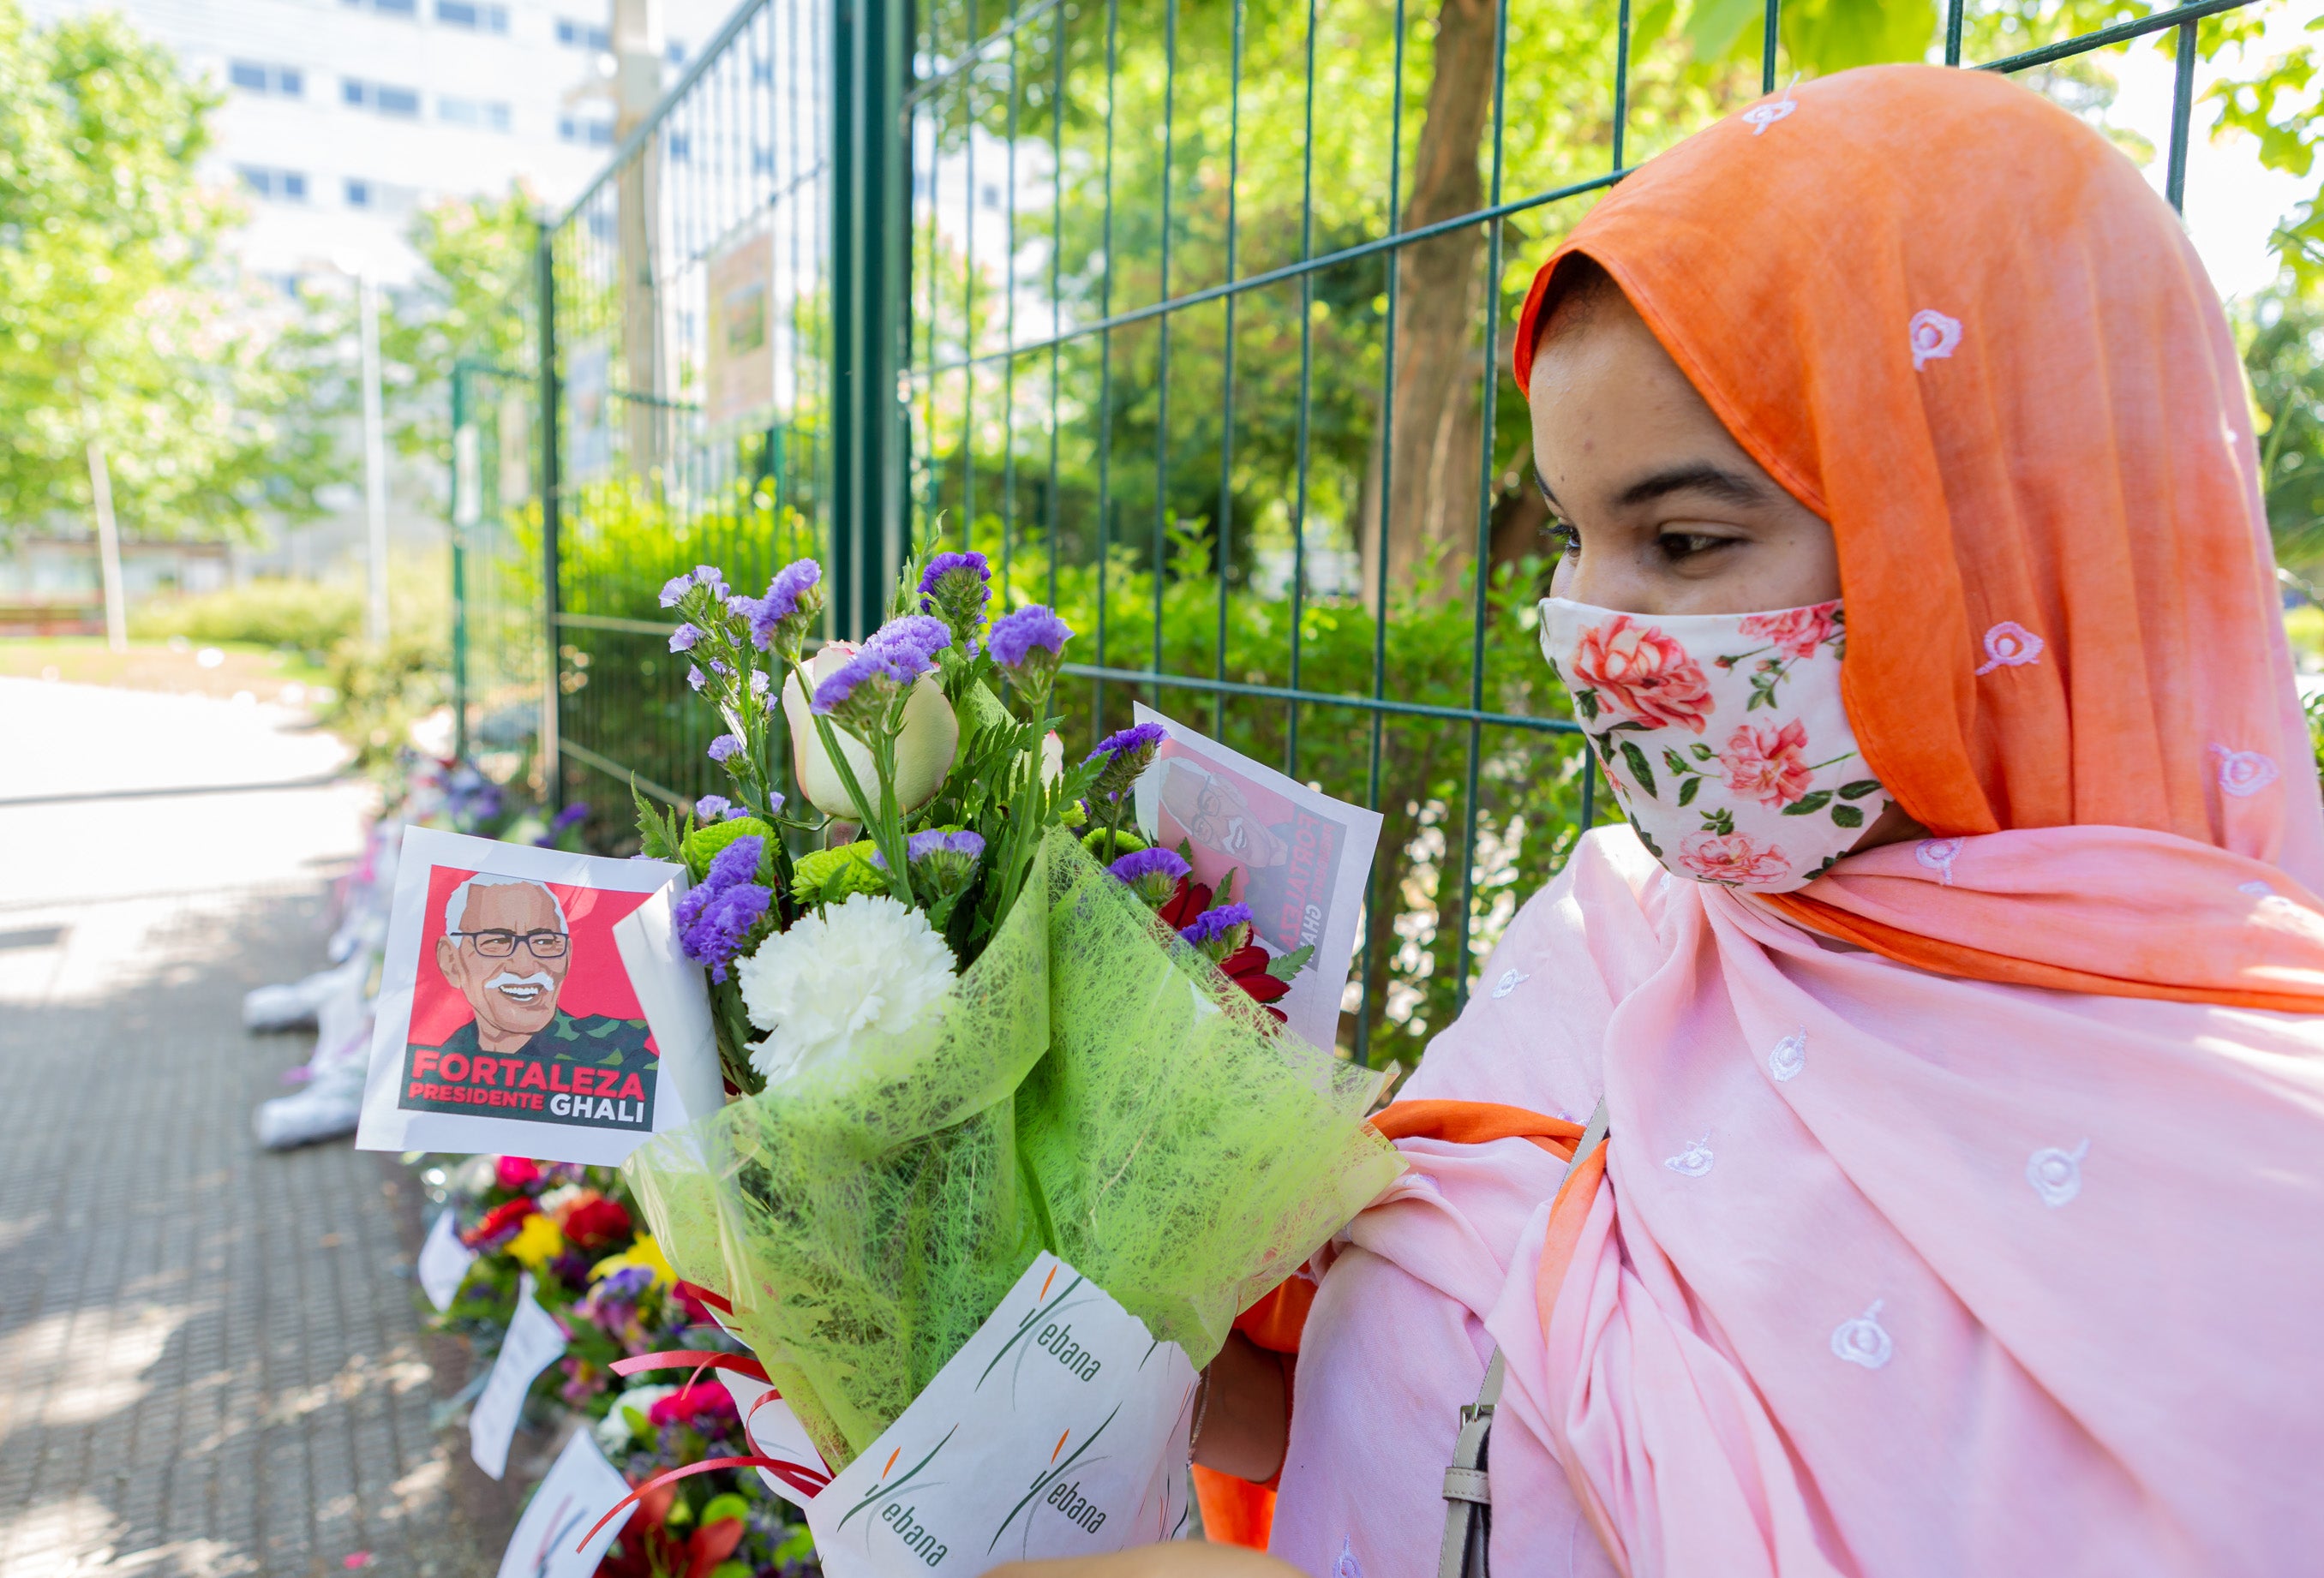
[1737,601,1841,660]
[494,1156,542,1192]
[1716,719,1814,810]
[561,1196,634,1252]
[463,1197,536,1248]
[1569,615,1716,733]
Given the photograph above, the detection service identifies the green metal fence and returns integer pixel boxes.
[464,0,2274,1068]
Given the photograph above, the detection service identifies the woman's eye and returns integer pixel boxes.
[1656,532,1729,562]
[1547,520,1581,558]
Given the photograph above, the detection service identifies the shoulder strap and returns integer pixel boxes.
[1435,1097,1609,1578]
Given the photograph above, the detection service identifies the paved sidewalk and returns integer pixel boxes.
[0,678,494,1578]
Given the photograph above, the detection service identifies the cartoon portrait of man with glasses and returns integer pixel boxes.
[399,873,656,1128]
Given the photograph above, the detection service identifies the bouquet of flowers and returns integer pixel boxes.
[614,548,1402,1502]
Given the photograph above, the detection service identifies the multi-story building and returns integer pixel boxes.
[25,0,740,285]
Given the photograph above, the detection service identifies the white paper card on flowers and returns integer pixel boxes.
[494,1426,635,1578]
[470,1274,570,1479]
[417,1207,477,1312]
[805,1252,1196,1578]
[353,827,720,1168]
[1129,703,1382,1054]
[717,1369,836,1502]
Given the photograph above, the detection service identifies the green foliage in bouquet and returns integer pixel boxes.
[623,826,1401,1472]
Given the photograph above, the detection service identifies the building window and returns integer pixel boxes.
[434,0,508,30]
[666,133,690,161]
[228,61,302,96]
[666,39,686,66]
[554,17,610,51]
[344,78,421,117]
[345,178,419,213]
[343,0,418,15]
[439,96,512,132]
[558,116,614,147]
[237,166,308,202]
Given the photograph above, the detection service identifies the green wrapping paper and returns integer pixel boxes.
[622,827,1404,1472]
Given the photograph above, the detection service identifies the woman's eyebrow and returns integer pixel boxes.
[1614,463,1771,510]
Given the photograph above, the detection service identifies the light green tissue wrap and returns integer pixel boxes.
[621,827,1403,1472]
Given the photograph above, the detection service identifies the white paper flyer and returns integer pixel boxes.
[470,1274,570,1479]
[804,1253,1195,1578]
[494,1427,636,1578]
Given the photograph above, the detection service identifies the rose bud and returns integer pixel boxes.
[781,643,961,817]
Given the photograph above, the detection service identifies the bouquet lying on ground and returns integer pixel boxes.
[618,549,1401,1477]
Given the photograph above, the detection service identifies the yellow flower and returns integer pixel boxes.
[506,1211,566,1270]
[587,1233,677,1290]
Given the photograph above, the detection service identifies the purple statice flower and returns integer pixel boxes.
[704,834,764,888]
[1180,902,1254,953]
[810,647,892,716]
[870,614,953,660]
[750,559,824,656]
[988,605,1072,697]
[594,1264,656,1303]
[686,665,706,692]
[693,564,728,594]
[694,794,734,822]
[1087,721,1167,800]
[658,573,694,607]
[707,733,744,764]
[1109,846,1190,909]
[907,828,985,862]
[918,551,992,643]
[677,882,771,982]
[812,637,937,721]
[669,623,700,653]
[918,551,991,598]
[749,669,771,702]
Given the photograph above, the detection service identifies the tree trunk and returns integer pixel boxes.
[1362,0,1502,609]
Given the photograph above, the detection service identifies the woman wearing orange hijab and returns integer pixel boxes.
[999,62,2324,1578]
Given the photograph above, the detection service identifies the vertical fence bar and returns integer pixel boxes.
[1943,0,1965,66]
[1762,0,1780,93]
[2165,3,2199,213]
[536,226,564,813]
[450,362,470,764]
[832,0,910,638]
[1211,0,1244,739]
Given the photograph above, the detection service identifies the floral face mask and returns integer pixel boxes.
[1536,596,1892,892]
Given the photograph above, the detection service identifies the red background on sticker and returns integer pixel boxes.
[408,865,659,1051]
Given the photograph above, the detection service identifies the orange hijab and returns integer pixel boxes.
[1515,63,2324,1012]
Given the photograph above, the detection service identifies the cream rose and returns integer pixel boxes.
[781,643,961,818]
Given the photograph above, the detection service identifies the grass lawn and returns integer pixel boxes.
[0,637,332,704]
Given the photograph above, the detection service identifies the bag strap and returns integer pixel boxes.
[1435,1097,1610,1578]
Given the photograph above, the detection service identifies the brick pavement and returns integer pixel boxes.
[0,680,498,1578]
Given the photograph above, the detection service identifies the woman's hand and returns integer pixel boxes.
[1190,1330,1289,1484]
[988,1543,1302,1578]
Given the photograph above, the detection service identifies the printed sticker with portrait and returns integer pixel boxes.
[1129,703,1383,1054]
[353,827,722,1167]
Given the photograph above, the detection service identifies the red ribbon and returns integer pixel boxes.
[577,1348,834,1552]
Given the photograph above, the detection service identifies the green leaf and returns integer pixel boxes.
[1702,806,1736,834]
[1686,0,1763,61]
[1836,779,1884,800]
[1677,774,1701,806]
[1782,791,1834,816]
[1618,739,1657,800]
[1573,688,1600,722]
[1265,943,1316,982]
[1830,803,1865,828]
[699,1494,752,1527]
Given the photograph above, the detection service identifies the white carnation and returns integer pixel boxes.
[734,892,958,1084]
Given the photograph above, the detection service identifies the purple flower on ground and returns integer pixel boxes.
[707,733,744,763]
[552,802,590,831]
[1179,902,1254,951]
[694,794,734,822]
[669,623,700,653]
[1109,846,1190,909]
